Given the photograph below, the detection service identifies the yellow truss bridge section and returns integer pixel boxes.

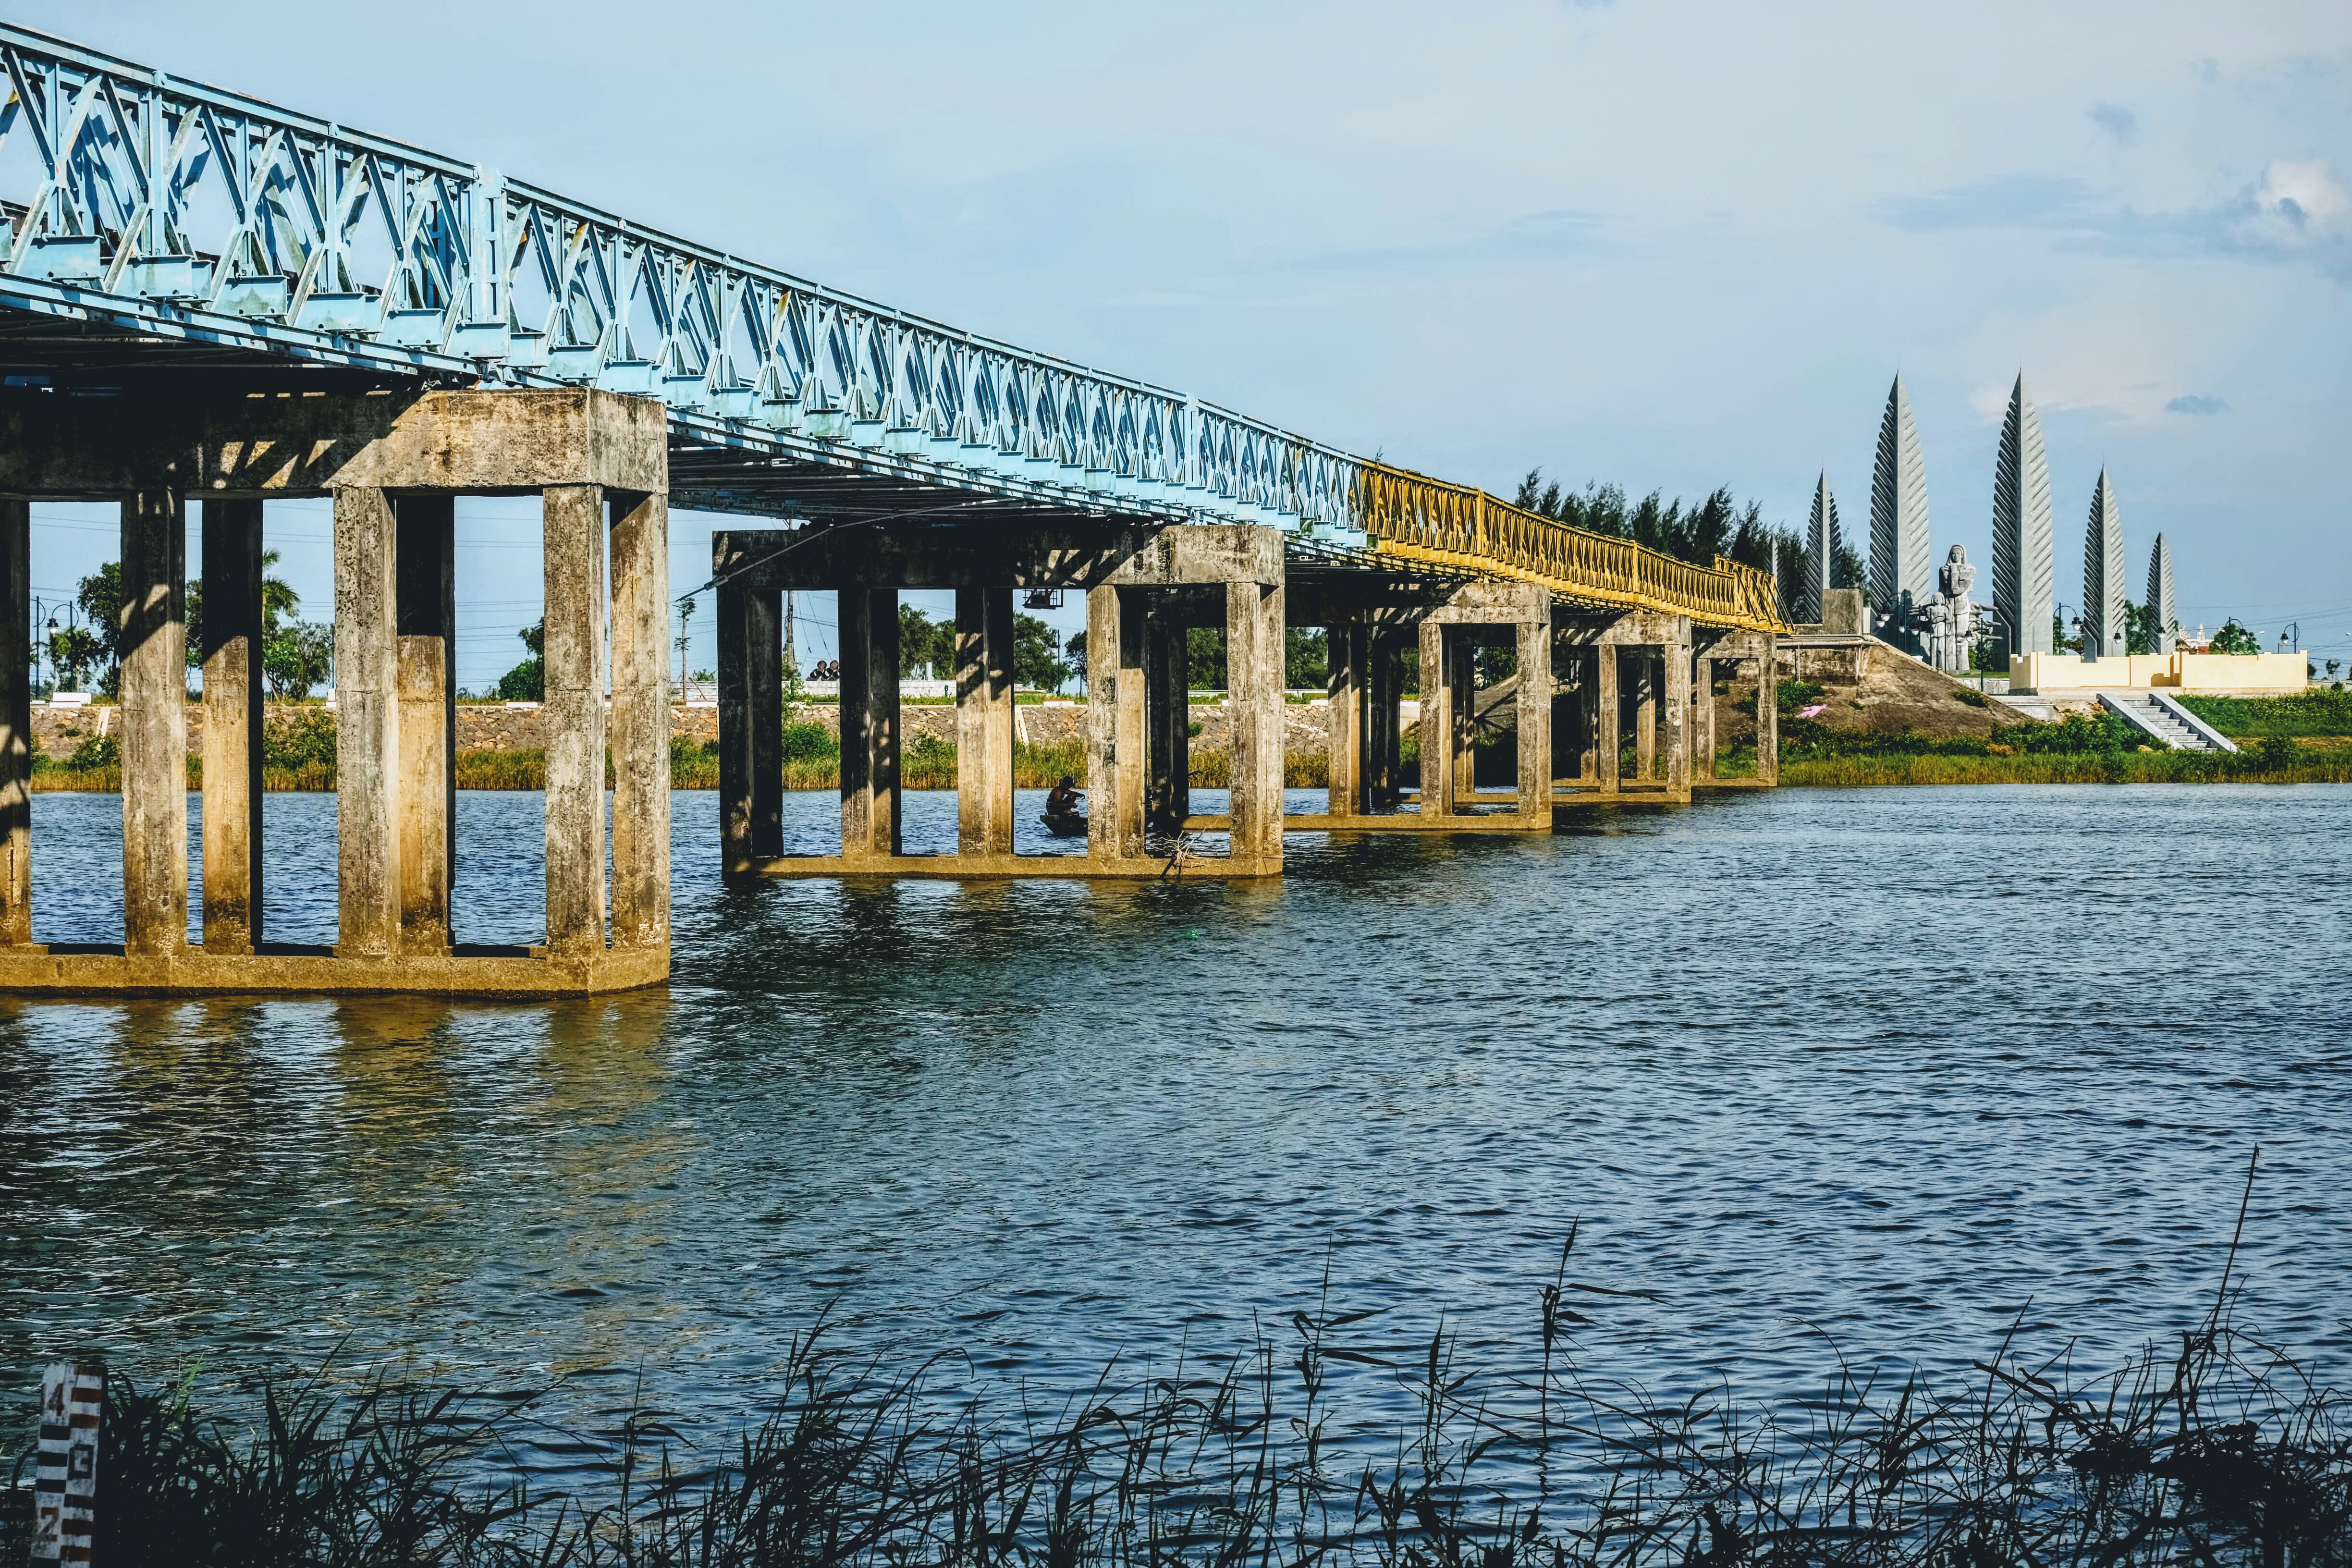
[1355,463,1787,633]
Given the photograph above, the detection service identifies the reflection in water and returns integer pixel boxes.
[2,785,2350,1447]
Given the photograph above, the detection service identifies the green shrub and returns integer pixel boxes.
[68,733,120,771]
[781,721,837,764]
[263,707,337,772]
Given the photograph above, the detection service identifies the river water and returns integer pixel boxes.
[2,784,2348,1457]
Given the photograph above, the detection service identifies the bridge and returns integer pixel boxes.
[0,24,1784,997]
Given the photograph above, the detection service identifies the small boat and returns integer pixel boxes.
[1040,812,1088,838]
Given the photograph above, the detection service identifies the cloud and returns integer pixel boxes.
[1300,208,1607,275]
[1873,160,2352,283]
[2166,394,2229,415]
[2090,103,2138,146]
[1871,175,2098,232]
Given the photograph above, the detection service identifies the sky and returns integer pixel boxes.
[13,0,2352,684]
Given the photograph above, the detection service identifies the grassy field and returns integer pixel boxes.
[2176,689,2352,738]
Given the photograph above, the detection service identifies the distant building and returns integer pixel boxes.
[1991,374,2056,657]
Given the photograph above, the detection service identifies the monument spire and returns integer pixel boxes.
[1869,373,1932,614]
[2146,531,2177,653]
[1991,373,2056,657]
[1807,471,1842,624]
[2081,469,2125,658]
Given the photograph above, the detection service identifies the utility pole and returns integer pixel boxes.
[784,590,797,679]
[674,596,695,695]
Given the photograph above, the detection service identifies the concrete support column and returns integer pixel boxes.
[0,499,28,946]
[333,486,398,956]
[1692,651,1717,782]
[1325,621,1364,817]
[200,499,265,953]
[955,586,1016,856]
[1367,633,1401,808]
[1664,635,1691,803]
[1634,652,1658,783]
[1594,646,1621,796]
[608,490,671,951]
[121,490,189,956]
[716,583,781,880]
[393,495,454,956]
[1756,635,1780,787]
[1516,615,1553,819]
[1417,619,1453,817]
[839,587,901,860]
[1145,608,1189,832]
[541,484,607,955]
[1226,578,1285,868]
[1083,585,1146,859]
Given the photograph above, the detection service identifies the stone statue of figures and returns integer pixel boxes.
[1918,545,1979,672]
[1939,544,1975,601]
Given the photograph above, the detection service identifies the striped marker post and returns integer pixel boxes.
[31,1363,102,1565]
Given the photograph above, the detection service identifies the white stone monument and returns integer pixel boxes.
[1991,374,2056,657]
[2081,469,2125,659]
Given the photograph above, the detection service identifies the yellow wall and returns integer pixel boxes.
[2010,650,2308,693]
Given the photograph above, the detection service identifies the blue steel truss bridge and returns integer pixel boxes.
[0,23,1784,999]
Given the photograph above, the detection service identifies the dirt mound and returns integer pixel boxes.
[1791,642,2005,739]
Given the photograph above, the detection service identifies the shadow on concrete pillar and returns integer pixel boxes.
[1634,653,1658,783]
[201,498,266,953]
[1449,627,1478,805]
[542,483,608,955]
[394,494,454,956]
[1366,633,1402,808]
[717,582,781,880]
[839,587,901,860]
[956,586,1016,856]
[0,498,28,946]
[1692,649,1717,782]
[609,490,671,952]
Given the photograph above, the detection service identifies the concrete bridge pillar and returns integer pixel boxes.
[1691,649,1717,782]
[608,491,671,952]
[1516,614,1553,819]
[956,586,1017,857]
[1146,605,1190,832]
[718,582,783,881]
[1366,633,1403,808]
[394,495,455,956]
[200,499,265,953]
[1756,635,1780,786]
[0,499,28,947]
[1325,620,1364,818]
[1226,577,1286,866]
[333,485,399,957]
[1593,646,1622,796]
[541,484,609,953]
[1085,586,1147,861]
[839,587,902,861]
[122,489,188,956]
[1416,618,1454,820]
[1663,635,1692,804]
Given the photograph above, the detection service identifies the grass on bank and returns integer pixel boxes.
[3,1188,2343,1568]
[2175,688,2352,738]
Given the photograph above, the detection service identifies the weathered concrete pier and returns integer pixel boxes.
[0,388,673,995]
[0,23,1784,996]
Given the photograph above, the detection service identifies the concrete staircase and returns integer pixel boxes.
[2097,691,2236,752]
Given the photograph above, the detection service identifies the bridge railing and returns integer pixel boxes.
[1357,464,1785,631]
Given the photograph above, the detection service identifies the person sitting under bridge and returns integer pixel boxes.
[1043,776,1086,837]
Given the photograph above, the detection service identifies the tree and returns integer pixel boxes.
[1285,627,1326,690]
[2209,619,2260,655]
[1186,626,1225,689]
[75,563,123,697]
[1011,613,1067,692]
[498,619,546,700]
[1062,629,1088,688]
[48,625,101,692]
[897,603,957,679]
[262,622,334,700]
